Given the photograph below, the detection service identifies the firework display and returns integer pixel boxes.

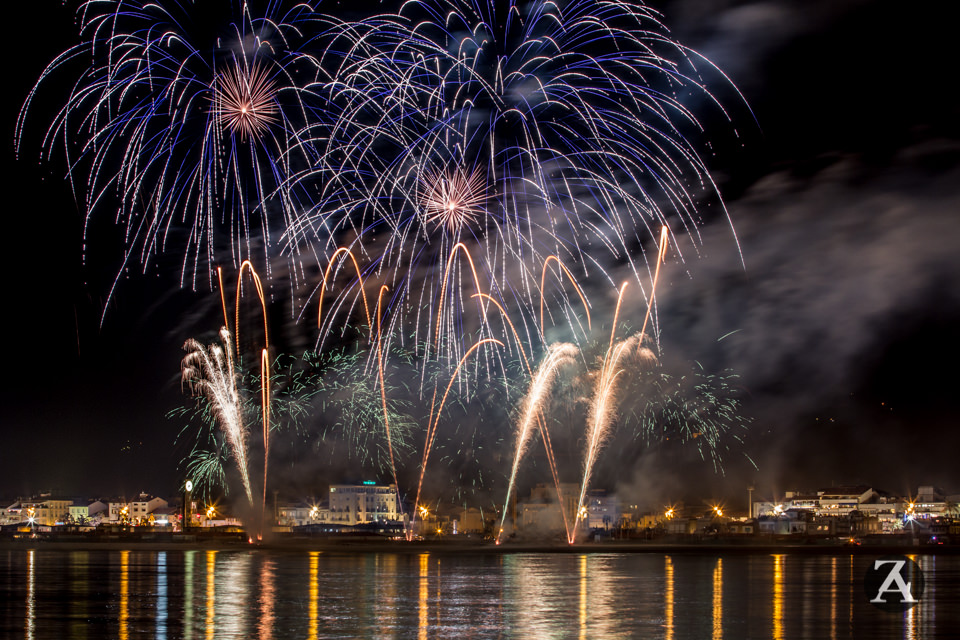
[20,0,753,536]
[294,0,743,371]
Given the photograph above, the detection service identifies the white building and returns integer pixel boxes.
[0,501,24,525]
[328,482,401,525]
[278,503,319,527]
[69,500,107,524]
[817,486,877,516]
[108,493,169,524]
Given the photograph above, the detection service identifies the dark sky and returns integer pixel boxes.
[3,0,958,508]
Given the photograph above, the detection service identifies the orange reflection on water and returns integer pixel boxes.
[905,554,921,640]
[259,559,276,640]
[418,553,429,640]
[205,550,217,640]
[712,558,723,640]
[829,557,837,640]
[120,550,129,640]
[772,554,784,640]
[664,555,674,640]
[307,552,319,640]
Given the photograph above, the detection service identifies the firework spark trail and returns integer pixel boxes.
[217,267,231,330]
[473,289,574,534]
[182,328,254,507]
[315,255,404,515]
[469,291,569,533]
[497,342,579,544]
[411,338,503,539]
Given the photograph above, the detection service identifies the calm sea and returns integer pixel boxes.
[0,548,956,639]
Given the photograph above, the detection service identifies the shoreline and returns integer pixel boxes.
[2,535,957,555]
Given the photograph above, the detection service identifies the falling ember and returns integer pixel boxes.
[181,328,254,507]
[214,60,278,141]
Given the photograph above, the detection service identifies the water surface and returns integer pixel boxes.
[1,549,956,639]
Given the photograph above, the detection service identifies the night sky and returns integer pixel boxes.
[4,0,958,508]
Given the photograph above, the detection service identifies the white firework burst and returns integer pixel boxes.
[418,168,488,234]
[214,60,278,141]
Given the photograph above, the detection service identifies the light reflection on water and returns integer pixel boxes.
[25,549,34,640]
[119,550,129,640]
[257,555,275,640]
[1,549,957,639]
[772,554,784,640]
[308,552,319,640]
[712,557,722,640]
[664,555,674,640]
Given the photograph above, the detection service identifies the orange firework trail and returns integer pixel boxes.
[639,226,670,342]
[317,247,371,335]
[217,267,230,331]
[235,260,269,354]
[470,293,532,373]
[539,256,592,338]
[260,348,270,536]
[410,338,503,539]
[433,243,486,354]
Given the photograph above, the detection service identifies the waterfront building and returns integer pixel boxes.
[278,502,314,527]
[328,482,401,525]
[108,493,169,524]
[68,500,107,525]
[19,495,73,526]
